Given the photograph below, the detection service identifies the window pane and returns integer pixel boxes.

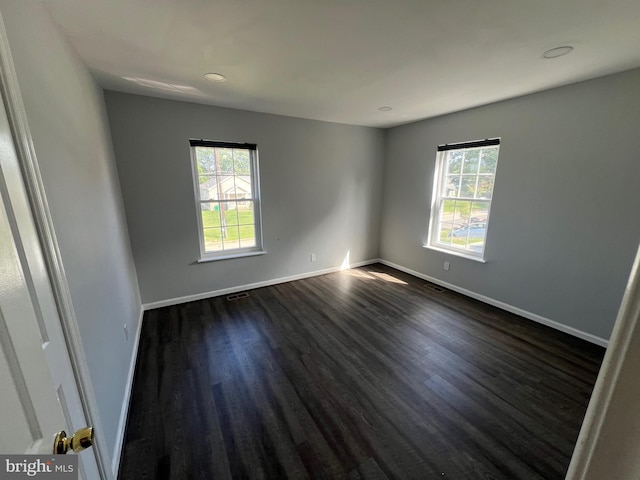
[196,147,217,174]
[450,233,469,248]
[462,149,479,174]
[444,175,460,197]
[479,147,499,174]
[203,227,223,252]
[223,202,239,226]
[460,176,476,197]
[217,148,234,174]
[450,222,471,247]
[439,223,454,245]
[467,225,486,244]
[201,204,221,228]
[453,200,472,226]
[199,176,218,200]
[227,175,252,200]
[476,177,494,199]
[471,201,489,223]
[222,236,240,250]
[205,201,256,251]
[238,201,255,225]
[447,151,463,174]
[441,199,456,224]
[233,149,251,175]
[239,224,256,248]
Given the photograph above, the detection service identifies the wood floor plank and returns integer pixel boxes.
[118,264,604,479]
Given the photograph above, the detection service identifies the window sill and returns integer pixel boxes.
[423,244,487,263]
[197,250,267,263]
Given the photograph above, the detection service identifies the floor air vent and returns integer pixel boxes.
[226,292,249,301]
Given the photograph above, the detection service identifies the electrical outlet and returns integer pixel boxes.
[310,253,316,262]
[124,324,129,341]
[444,261,450,271]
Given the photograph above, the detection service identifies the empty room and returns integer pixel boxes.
[1,1,640,479]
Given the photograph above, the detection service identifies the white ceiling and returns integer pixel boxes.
[42,0,640,128]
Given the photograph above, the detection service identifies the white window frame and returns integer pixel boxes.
[426,138,500,262]
[189,139,265,262]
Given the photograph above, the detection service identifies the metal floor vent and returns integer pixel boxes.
[426,284,446,293]
[226,292,249,301]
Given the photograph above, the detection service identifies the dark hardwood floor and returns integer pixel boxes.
[118,264,604,480]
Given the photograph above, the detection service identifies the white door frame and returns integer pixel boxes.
[566,243,640,479]
[0,13,112,480]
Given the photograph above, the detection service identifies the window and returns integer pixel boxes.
[190,139,263,260]
[427,138,500,260]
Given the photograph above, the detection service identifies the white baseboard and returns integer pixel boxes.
[378,259,609,348]
[111,306,144,477]
[142,255,608,344]
[142,259,380,311]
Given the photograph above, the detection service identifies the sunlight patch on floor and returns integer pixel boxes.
[344,269,376,280]
[368,271,408,285]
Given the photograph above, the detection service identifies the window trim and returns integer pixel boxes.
[426,138,500,261]
[423,244,487,263]
[189,139,265,261]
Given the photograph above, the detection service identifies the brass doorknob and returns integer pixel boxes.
[53,427,94,454]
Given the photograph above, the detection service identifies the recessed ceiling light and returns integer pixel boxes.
[378,106,392,112]
[542,46,574,59]
[204,72,226,82]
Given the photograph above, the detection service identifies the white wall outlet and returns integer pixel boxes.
[310,253,317,262]
[444,261,450,271]
[124,323,129,341]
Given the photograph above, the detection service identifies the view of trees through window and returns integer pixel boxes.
[195,146,257,253]
[430,142,499,257]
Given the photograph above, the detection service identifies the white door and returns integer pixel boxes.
[0,91,102,479]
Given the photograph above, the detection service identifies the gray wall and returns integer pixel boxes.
[0,1,142,456]
[380,68,640,340]
[105,92,384,305]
